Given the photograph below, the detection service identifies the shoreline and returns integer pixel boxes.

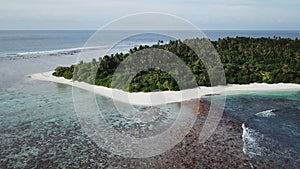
[27,72,297,167]
[28,71,300,106]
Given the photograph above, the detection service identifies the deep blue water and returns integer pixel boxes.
[1,30,299,57]
[0,30,93,57]
[0,30,299,168]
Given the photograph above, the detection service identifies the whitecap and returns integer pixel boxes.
[241,123,263,158]
[15,46,104,56]
[255,109,276,118]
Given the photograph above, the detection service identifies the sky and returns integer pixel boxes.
[1,0,300,30]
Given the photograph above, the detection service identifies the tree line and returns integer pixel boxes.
[53,37,300,92]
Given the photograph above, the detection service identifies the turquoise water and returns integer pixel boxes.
[0,31,300,168]
[0,56,181,167]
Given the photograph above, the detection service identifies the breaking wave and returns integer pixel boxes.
[255,109,276,118]
[1,44,137,60]
[241,123,298,165]
[242,123,263,158]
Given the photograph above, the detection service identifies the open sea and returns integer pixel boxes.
[0,30,299,168]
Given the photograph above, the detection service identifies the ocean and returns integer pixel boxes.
[0,30,299,168]
[225,92,300,165]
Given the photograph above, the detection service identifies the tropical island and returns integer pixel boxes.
[51,37,300,93]
[27,36,300,168]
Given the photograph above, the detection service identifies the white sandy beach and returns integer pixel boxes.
[28,71,300,106]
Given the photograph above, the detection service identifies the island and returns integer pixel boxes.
[52,37,300,91]
[29,37,300,105]
[27,37,300,168]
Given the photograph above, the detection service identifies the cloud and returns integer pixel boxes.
[0,0,299,30]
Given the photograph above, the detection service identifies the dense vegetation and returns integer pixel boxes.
[53,37,300,92]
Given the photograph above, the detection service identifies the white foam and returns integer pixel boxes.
[255,109,276,118]
[242,123,263,158]
[16,46,108,56]
[15,43,149,57]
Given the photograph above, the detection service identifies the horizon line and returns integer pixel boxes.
[0,29,300,31]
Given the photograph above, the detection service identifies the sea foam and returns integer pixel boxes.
[255,109,276,118]
[242,123,263,158]
[16,46,105,56]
